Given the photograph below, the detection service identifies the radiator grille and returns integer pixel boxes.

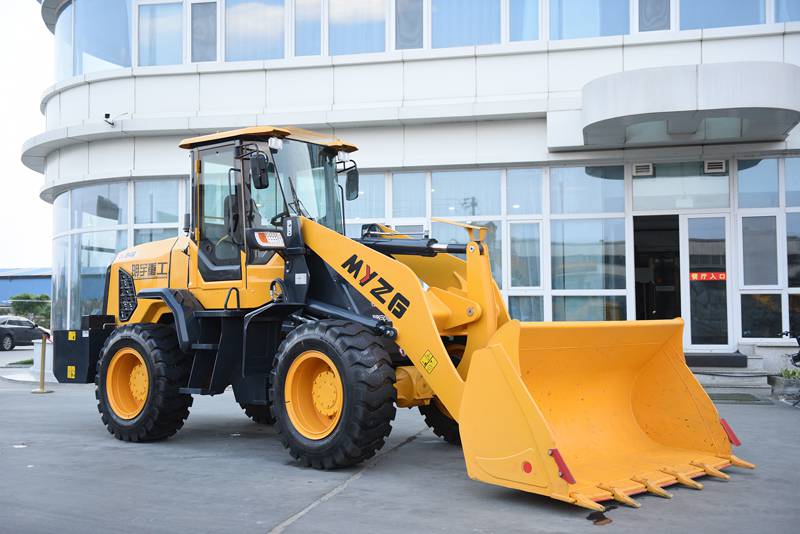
[118,269,137,322]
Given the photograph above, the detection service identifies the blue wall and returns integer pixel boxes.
[0,277,51,306]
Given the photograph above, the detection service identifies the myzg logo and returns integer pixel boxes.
[341,255,410,319]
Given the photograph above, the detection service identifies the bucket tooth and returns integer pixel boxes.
[570,493,606,512]
[718,454,756,470]
[596,484,641,509]
[691,461,730,481]
[661,468,704,490]
[631,477,673,499]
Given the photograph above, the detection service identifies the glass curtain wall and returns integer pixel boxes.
[226,0,285,61]
[51,179,184,330]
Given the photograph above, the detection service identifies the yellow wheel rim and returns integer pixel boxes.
[106,347,149,420]
[285,350,344,440]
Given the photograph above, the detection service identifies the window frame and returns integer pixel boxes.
[135,0,187,67]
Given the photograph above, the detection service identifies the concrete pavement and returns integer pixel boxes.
[0,380,798,534]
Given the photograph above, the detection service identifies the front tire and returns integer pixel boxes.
[270,320,396,469]
[96,324,193,442]
[1,334,14,351]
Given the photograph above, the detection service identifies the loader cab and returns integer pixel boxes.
[186,128,355,300]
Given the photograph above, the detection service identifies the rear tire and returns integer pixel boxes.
[270,320,396,469]
[96,324,193,442]
[1,334,13,351]
[240,402,275,425]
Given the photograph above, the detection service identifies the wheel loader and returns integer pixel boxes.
[53,126,754,512]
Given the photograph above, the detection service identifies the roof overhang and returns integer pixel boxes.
[39,0,70,33]
[178,126,359,152]
[579,62,800,150]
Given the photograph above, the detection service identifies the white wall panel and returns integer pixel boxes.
[783,33,800,66]
[135,75,199,117]
[624,42,701,71]
[44,151,60,184]
[59,84,89,126]
[133,136,188,174]
[476,53,547,97]
[702,36,783,64]
[333,63,403,107]
[403,122,476,167]
[88,138,133,176]
[200,72,266,114]
[58,143,89,178]
[266,67,333,111]
[403,58,475,102]
[333,126,404,169]
[45,94,60,129]
[547,47,623,93]
[476,119,547,164]
[89,78,134,121]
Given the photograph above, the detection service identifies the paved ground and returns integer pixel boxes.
[0,346,34,368]
[0,379,797,534]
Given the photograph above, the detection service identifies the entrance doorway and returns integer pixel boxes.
[633,214,733,350]
[634,215,681,321]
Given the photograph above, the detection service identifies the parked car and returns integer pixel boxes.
[0,316,49,351]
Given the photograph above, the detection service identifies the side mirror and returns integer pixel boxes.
[345,168,359,201]
[250,152,273,190]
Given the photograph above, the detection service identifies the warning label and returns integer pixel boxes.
[421,351,438,374]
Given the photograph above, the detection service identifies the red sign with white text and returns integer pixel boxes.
[690,272,726,282]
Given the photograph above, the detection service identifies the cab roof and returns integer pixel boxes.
[178,126,358,152]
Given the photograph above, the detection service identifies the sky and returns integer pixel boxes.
[0,1,54,268]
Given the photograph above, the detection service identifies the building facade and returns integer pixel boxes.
[24,0,800,364]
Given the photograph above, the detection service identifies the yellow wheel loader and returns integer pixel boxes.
[53,126,754,512]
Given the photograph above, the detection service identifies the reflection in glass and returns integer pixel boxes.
[688,218,728,345]
[139,2,183,66]
[432,221,502,287]
[639,0,670,31]
[788,213,800,287]
[226,0,285,61]
[135,180,179,224]
[741,294,781,338]
[680,0,764,29]
[70,231,128,329]
[432,0,500,48]
[51,237,69,330]
[295,0,321,56]
[396,0,423,49]
[71,183,128,229]
[510,0,539,41]
[134,228,178,245]
[551,219,625,290]
[550,0,629,40]
[74,0,133,74]
[777,0,800,21]
[507,168,542,215]
[392,173,425,217]
[344,173,385,219]
[553,296,626,321]
[738,159,779,208]
[329,0,386,55]
[431,170,500,217]
[786,157,800,207]
[790,295,800,335]
[192,2,217,62]
[510,223,540,287]
[509,296,543,321]
[53,192,70,235]
[551,166,624,214]
[742,216,778,286]
[633,162,729,210]
[55,2,74,81]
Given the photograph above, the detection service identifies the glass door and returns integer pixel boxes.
[679,215,734,351]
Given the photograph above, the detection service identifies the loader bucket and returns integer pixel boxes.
[458,319,753,511]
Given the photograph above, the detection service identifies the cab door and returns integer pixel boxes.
[189,143,247,309]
